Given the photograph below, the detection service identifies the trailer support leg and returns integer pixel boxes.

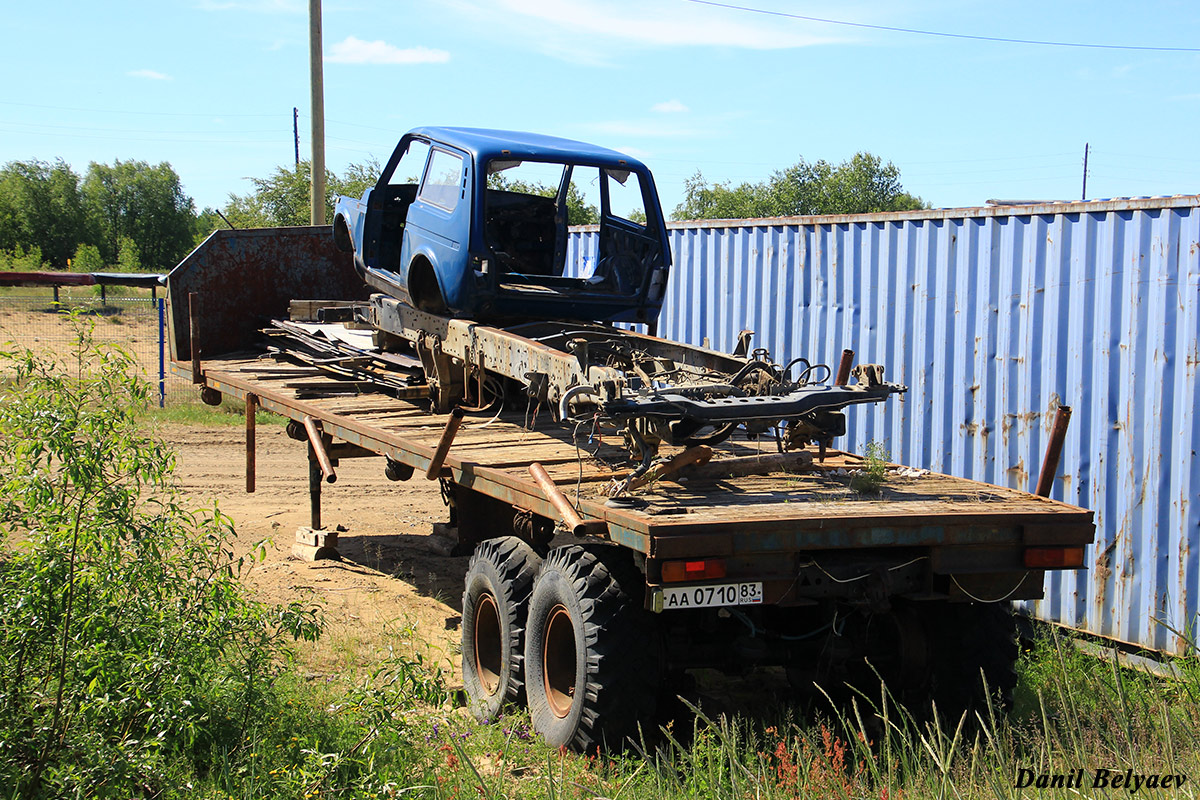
[245,393,257,493]
[189,292,202,384]
[308,442,322,530]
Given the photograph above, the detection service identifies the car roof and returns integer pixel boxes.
[406,126,648,170]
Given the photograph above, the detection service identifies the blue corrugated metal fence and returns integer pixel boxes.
[568,196,1200,654]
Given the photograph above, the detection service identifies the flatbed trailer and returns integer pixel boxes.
[168,227,1095,750]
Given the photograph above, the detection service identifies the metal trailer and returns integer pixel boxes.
[168,227,1095,750]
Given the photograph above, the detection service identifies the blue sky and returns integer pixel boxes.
[4,0,1199,216]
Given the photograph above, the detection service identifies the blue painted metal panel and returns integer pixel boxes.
[569,197,1200,654]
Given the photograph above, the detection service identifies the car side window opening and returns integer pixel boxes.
[388,139,431,186]
[602,168,647,227]
[419,149,465,212]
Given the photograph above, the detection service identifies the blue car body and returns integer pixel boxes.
[333,127,672,325]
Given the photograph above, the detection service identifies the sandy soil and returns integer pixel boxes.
[160,422,468,684]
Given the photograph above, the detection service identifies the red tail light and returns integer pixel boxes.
[662,559,727,583]
[1024,546,1086,569]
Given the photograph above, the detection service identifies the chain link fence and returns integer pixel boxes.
[0,292,191,406]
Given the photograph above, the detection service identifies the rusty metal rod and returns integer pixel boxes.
[425,407,464,480]
[528,462,606,536]
[303,415,337,484]
[1035,405,1072,498]
[834,349,855,386]
[245,392,257,494]
[625,446,713,492]
[189,292,202,384]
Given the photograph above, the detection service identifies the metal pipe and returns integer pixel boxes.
[189,292,202,384]
[303,415,337,483]
[1035,405,1072,498]
[834,349,855,386]
[529,462,606,536]
[425,407,464,480]
[245,393,257,493]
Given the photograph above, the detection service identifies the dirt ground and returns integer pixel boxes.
[160,422,469,685]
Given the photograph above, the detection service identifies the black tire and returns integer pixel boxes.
[461,537,541,722]
[930,602,1018,722]
[332,215,353,252]
[524,545,661,750]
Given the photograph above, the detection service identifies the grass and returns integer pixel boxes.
[170,618,1198,800]
[850,440,890,495]
[145,396,286,427]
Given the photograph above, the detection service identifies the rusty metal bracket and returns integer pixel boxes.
[426,407,465,480]
[528,462,606,537]
[303,415,337,484]
[1035,405,1072,497]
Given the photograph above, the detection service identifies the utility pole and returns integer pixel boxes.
[308,0,326,225]
[1081,143,1089,201]
[293,107,300,166]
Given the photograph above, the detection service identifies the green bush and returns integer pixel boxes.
[71,242,104,273]
[0,244,48,272]
[0,324,322,798]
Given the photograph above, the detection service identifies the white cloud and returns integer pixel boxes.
[327,36,450,65]
[652,99,689,114]
[128,69,172,81]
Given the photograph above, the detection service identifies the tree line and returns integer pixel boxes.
[0,158,380,274]
[0,150,925,273]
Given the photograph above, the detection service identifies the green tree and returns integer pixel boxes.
[81,159,196,271]
[0,159,90,267]
[673,152,927,220]
[192,207,229,245]
[487,174,600,225]
[223,158,381,229]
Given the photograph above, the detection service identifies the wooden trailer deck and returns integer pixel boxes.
[184,355,1095,566]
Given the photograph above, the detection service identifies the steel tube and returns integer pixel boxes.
[303,415,337,484]
[425,407,465,480]
[835,349,855,386]
[529,462,606,536]
[1035,406,1072,498]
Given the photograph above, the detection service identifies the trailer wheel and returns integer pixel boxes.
[461,537,541,722]
[524,545,661,750]
[930,602,1018,721]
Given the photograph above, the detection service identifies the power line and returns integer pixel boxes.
[0,99,283,118]
[683,0,1200,53]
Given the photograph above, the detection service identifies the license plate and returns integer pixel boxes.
[661,582,763,610]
